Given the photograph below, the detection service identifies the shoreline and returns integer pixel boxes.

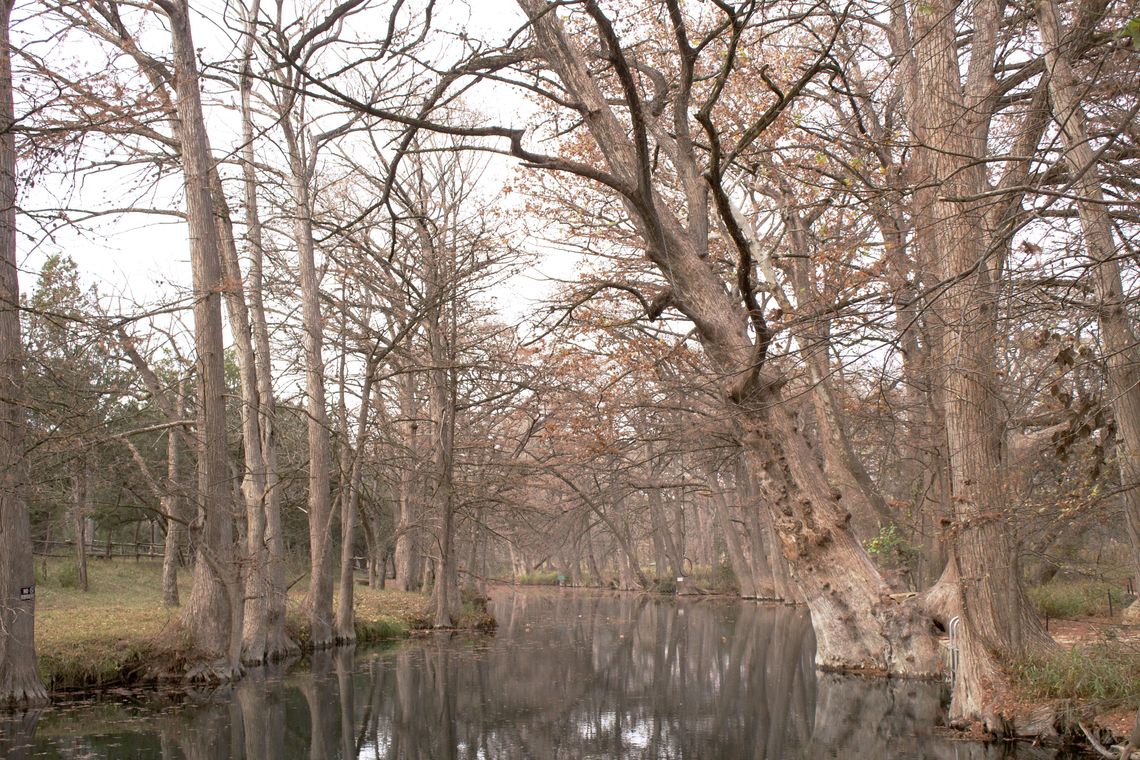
[32,560,493,696]
[23,569,1139,756]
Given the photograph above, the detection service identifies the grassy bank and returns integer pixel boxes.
[32,557,449,692]
[1013,640,1140,711]
[1012,578,1140,744]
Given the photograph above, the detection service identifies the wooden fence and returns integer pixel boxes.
[34,538,166,560]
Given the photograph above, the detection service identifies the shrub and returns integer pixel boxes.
[355,616,409,643]
[517,570,560,586]
[55,563,83,590]
[864,524,920,570]
[1028,580,1131,619]
[1013,641,1140,709]
[454,588,497,631]
[694,561,736,594]
[455,602,498,632]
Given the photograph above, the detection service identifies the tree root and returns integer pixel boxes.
[1079,722,1140,759]
[184,660,243,684]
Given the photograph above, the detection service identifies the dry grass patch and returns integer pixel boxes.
[36,605,187,691]
[33,560,481,691]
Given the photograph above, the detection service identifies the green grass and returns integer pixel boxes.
[1013,641,1140,710]
[33,557,192,690]
[1028,580,1132,619]
[31,557,451,692]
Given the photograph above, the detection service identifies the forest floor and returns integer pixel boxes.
[31,557,443,693]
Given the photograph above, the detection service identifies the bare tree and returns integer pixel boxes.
[154,0,242,675]
[493,0,939,675]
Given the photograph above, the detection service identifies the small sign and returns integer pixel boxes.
[19,585,34,601]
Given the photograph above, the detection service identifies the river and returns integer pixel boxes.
[1,590,1075,758]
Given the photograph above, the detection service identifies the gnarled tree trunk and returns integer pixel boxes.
[515,0,939,676]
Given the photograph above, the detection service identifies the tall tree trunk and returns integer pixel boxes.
[161,385,183,607]
[237,20,291,660]
[426,228,459,627]
[279,111,335,649]
[515,0,937,676]
[161,0,240,674]
[335,357,376,642]
[393,369,420,591]
[1037,0,1140,624]
[0,0,47,704]
[909,0,1053,726]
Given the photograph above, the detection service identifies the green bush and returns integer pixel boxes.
[517,570,560,586]
[55,563,83,590]
[863,524,920,570]
[1028,580,1131,619]
[455,602,498,632]
[1013,642,1140,709]
[653,577,677,594]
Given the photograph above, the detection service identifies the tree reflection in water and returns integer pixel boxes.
[16,591,1068,758]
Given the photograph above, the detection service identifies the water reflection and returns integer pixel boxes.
[10,591,1066,758]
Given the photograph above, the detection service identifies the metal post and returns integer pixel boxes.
[948,616,961,685]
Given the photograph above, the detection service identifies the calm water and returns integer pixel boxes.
[2,590,1066,759]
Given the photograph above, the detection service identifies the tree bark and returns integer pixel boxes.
[0,0,48,705]
[335,356,376,642]
[279,109,335,649]
[908,0,1053,725]
[393,369,420,591]
[423,222,460,627]
[236,25,292,660]
[161,384,183,607]
[161,0,241,674]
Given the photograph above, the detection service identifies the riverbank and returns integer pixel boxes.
[32,557,481,693]
[1008,617,1140,751]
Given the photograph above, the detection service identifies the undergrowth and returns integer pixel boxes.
[1028,580,1132,619]
[1013,640,1140,711]
[516,570,561,586]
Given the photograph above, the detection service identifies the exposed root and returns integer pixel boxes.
[0,681,49,709]
[1079,722,1140,759]
[184,660,243,684]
